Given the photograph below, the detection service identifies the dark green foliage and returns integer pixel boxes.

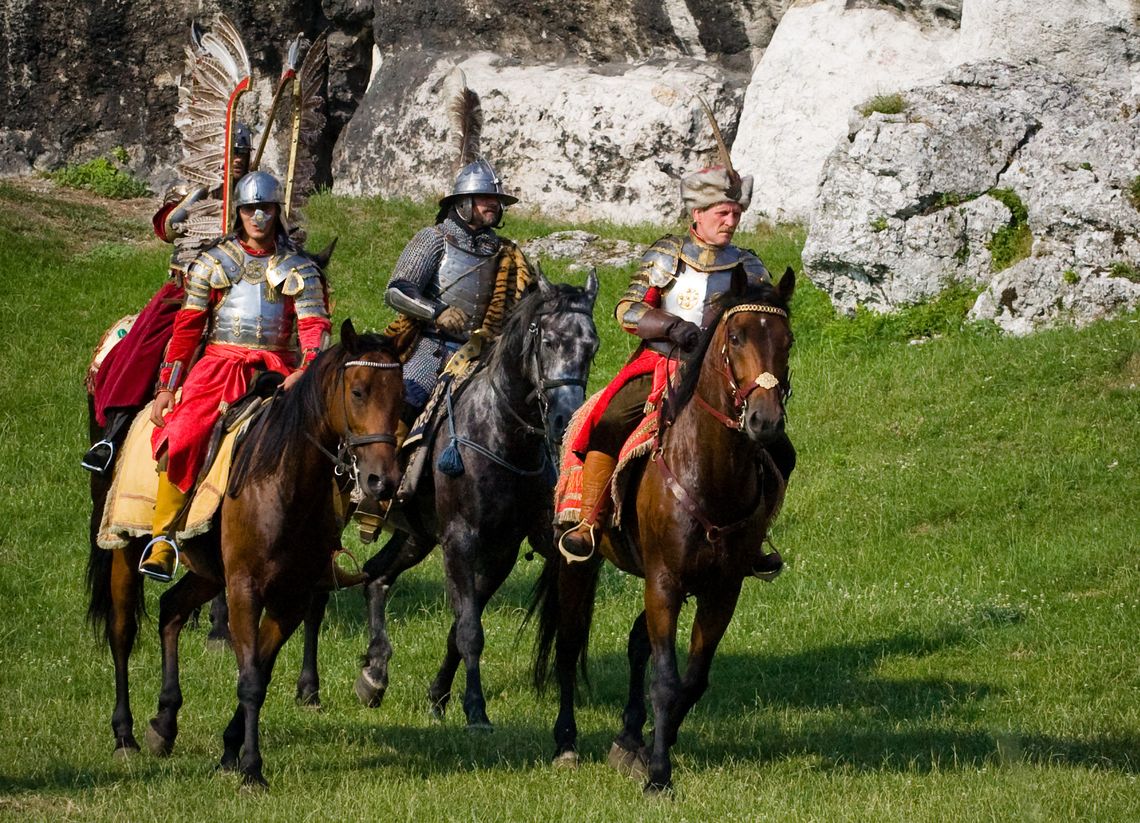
[986,188,1032,272]
[45,154,150,200]
[1109,260,1140,282]
[859,93,907,117]
[1127,175,1140,211]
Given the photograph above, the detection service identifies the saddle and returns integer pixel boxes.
[95,378,279,550]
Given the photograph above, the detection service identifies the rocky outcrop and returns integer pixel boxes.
[333,51,745,225]
[803,61,1140,334]
[0,0,369,184]
[733,0,962,225]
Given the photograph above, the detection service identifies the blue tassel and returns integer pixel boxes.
[437,439,465,476]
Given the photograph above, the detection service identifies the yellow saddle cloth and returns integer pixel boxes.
[96,402,247,550]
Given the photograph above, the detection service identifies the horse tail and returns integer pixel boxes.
[527,553,599,693]
[85,527,115,641]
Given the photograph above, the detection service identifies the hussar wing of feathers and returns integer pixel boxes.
[173,14,250,265]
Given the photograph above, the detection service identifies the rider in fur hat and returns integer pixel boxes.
[559,98,795,563]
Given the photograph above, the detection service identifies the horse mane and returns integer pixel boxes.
[661,280,791,429]
[229,332,397,492]
[481,281,591,379]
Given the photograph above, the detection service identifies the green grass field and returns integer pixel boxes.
[0,180,1137,821]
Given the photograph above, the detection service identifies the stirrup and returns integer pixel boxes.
[81,439,115,475]
[139,536,181,583]
[558,523,598,564]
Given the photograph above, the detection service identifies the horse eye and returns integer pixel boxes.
[728,332,741,346]
[351,387,364,400]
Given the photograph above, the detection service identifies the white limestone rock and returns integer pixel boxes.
[803,61,1140,333]
[523,230,642,272]
[733,0,961,226]
[333,51,746,225]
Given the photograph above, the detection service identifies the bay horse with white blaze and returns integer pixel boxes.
[86,319,404,788]
[531,268,796,793]
[353,272,599,729]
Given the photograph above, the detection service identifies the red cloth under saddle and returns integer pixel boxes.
[555,353,677,525]
[152,343,295,492]
[92,282,183,426]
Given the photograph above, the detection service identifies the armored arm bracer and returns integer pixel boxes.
[616,236,682,334]
[385,227,446,322]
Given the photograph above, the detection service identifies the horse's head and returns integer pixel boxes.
[699,266,795,445]
[525,269,600,443]
[330,318,405,501]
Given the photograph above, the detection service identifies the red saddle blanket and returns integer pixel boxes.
[554,356,677,530]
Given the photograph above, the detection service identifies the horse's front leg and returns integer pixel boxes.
[643,576,684,794]
[295,591,328,708]
[433,533,496,730]
[667,579,743,744]
[146,572,222,756]
[356,532,434,708]
[109,544,143,755]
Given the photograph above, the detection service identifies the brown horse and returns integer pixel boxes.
[85,319,404,788]
[531,268,796,793]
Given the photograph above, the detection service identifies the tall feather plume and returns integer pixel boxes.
[695,94,741,200]
[173,14,251,262]
[449,71,483,172]
[272,30,328,221]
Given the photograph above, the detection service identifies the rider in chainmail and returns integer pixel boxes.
[385,158,518,420]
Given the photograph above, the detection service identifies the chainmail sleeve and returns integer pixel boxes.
[385,227,447,321]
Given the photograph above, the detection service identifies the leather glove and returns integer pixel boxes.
[667,318,701,352]
[435,306,471,337]
[637,308,701,352]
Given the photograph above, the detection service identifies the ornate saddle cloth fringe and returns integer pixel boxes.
[96,392,271,550]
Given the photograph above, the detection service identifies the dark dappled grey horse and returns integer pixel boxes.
[352,271,599,729]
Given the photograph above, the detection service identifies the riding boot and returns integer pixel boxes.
[82,409,132,475]
[139,471,188,583]
[558,450,618,563]
[354,419,409,543]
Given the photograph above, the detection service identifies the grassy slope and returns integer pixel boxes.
[0,181,1137,821]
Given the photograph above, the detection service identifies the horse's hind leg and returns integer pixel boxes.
[551,554,602,765]
[207,591,231,646]
[295,591,328,707]
[356,532,434,708]
[146,572,222,756]
[609,610,651,778]
[108,545,143,755]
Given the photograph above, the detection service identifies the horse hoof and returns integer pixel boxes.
[354,671,386,708]
[607,742,648,780]
[113,742,140,760]
[428,694,449,721]
[643,780,672,797]
[240,773,269,793]
[295,691,322,711]
[205,635,231,651]
[466,721,493,734]
[144,724,174,758]
[552,750,579,770]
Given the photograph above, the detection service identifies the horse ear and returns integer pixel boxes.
[535,268,554,296]
[341,318,358,354]
[778,267,796,302]
[585,267,599,306]
[311,237,338,270]
[730,262,747,296]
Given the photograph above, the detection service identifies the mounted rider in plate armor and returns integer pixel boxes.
[133,18,334,582]
[559,99,797,561]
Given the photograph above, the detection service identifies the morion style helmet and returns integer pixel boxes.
[231,121,253,153]
[234,171,284,208]
[436,73,518,224]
